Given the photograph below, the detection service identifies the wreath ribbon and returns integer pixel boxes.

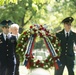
[43,36,61,69]
[24,35,36,68]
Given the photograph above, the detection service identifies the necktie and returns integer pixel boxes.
[6,35,8,42]
[66,33,68,40]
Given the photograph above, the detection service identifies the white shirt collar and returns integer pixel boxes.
[64,30,70,36]
[3,33,11,40]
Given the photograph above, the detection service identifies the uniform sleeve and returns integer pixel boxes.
[56,32,60,39]
[74,33,76,45]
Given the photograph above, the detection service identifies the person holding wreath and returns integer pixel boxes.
[55,17,76,75]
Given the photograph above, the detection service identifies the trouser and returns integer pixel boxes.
[0,62,15,75]
[15,54,20,75]
[15,63,19,75]
[54,63,74,75]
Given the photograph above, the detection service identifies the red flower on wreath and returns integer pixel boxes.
[57,43,61,46]
[39,32,43,37]
[30,26,33,28]
[25,54,29,57]
[40,63,44,67]
[23,32,27,35]
[45,59,49,63]
[18,44,22,47]
[55,49,59,53]
[36,60,40,65]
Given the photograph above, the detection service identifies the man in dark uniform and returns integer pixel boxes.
[0,20,17,75]
[10,24,20,75]
[54,17,76,75]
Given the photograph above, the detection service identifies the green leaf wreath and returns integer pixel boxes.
[16,25,61,69]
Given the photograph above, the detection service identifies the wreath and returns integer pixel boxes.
[16,24,61,69]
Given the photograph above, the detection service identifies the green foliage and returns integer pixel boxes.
[0,0,76,31]
[1,0,76,61]
[0,0,51,33]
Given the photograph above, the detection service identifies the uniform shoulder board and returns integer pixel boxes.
[0,33,2,38]
[56,30,62,33]
[0,33,2,36]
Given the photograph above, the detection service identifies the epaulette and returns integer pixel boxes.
[0,33,2,38]
[0,33,1,35]
[56,30,62,33]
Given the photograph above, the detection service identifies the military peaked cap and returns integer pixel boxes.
[61,17,74,25]
[0,20,13,27]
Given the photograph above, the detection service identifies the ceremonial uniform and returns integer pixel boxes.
[10,24,20,75]
[55,17,76,75]
[0,20,17,75]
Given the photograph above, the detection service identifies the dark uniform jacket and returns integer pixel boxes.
[56,29,76,65]
[0,33,17,66]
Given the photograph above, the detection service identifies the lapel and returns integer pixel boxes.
[1,33,6,42]
[0,33,6,44]
[1,33,12,42]
[61,29,66,41]
[68,30,73,41]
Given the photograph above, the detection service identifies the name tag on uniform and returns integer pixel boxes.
[11,40,15,43]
